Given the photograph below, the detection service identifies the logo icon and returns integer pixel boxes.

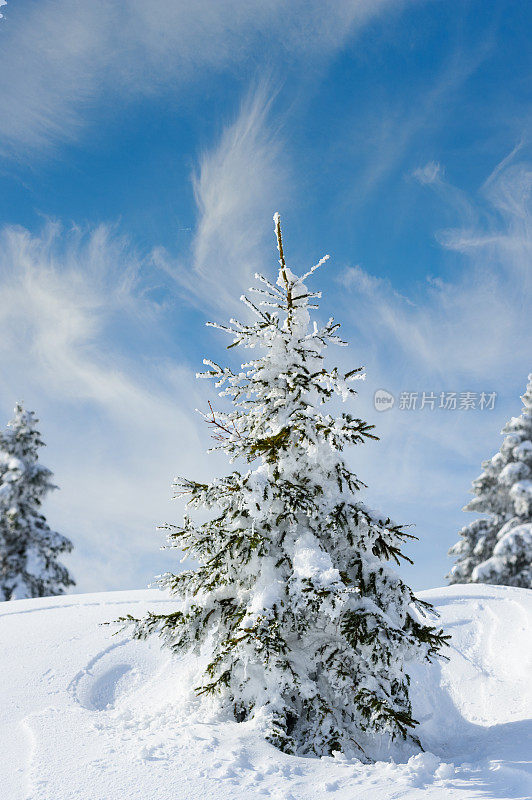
[374,389,395,411]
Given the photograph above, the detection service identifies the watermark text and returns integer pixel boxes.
[374,390,497,412]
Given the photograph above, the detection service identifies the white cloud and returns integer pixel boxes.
[339,44,492,206]
[189,85,290,311]
[338,264,384,292]
[413,160,442,185]
[152,82,296,314]
[341,154,532,381]
[337,263,413,305]
[0,221,217,592]
[0,0,405,156]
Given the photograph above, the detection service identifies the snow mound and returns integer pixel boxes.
[1,585,530,800]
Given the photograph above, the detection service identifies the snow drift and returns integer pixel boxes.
[0,584,530,800]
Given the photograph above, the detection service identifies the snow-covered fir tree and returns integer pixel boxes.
[0,403,75,600]
[123,214,448,759]
[448,374,532,588]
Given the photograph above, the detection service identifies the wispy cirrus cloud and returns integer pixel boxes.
[0,221,214,592]
[340,151,532,382]
[0,0,407,157]
[412,160,442,186]
[153,84,290,313]
[337,42,493,209]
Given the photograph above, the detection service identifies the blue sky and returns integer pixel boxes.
[0,0,530,593]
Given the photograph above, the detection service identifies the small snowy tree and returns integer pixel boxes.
[123,215,448,759]
[448,374,532,588]
[0,403,74,600]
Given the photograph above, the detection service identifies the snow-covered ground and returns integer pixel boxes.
[1,584,530,800]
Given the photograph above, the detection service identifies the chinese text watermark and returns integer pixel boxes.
[374,390,497,412]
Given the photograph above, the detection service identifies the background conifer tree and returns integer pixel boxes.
[0,403,74,600]
[448,374,532,588]
[124,215,448,759]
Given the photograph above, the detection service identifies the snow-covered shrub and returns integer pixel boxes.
[122,215,448,759]
[0,403,74,600]
[448,374,532,588]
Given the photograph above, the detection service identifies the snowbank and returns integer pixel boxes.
[0,584,530,799]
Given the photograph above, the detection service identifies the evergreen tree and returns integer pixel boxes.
[122,215,448,759]
[0,403,74,600]
[448,374,532,588]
